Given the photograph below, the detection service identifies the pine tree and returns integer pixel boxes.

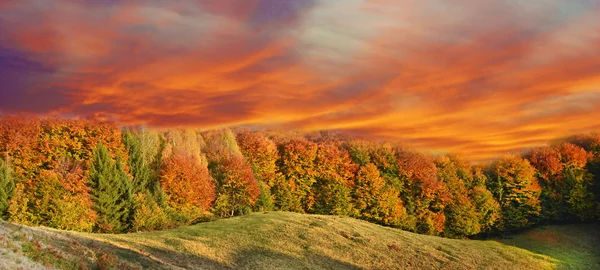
[88,143,133,233]
[0,158,15,218]
[122,129,165,204]
[123,130,150,194]
[255,181,274,211]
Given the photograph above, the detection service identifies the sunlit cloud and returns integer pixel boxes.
[1,0,599,161]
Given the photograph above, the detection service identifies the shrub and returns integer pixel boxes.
[131,192,170,231]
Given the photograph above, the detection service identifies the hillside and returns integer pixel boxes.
[1,212,598,270]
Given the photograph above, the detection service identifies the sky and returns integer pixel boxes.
[1,0,599,161]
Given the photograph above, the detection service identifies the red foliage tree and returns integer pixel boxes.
[397,150,449,235]
[527,146,566,219]
[556,143,589,169]
[528,147,564,179]
[211,155,260,217]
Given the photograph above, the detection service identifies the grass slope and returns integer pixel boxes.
[1,212,599,269]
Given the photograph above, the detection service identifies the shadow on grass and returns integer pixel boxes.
[496,223,600,270]
[117,245,364,269]
[83,237,363,269]
[2,221,180,269]
[234,248,363,270]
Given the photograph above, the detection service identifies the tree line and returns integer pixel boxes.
[0,116,598,238]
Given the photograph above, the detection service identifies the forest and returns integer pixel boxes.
[0,116,598,238]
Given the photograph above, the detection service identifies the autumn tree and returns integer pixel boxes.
[0,117,42,179]
[527,146,568,220]
[203,129,260,216]
[37,118,128,169]
[528,143,596,221]
[88,143,133,233]
[469,167,501,233]
[161,154,215,222]
[275,138,319,212]
[159,129,215,223]
[7,183,34,225]
[32,167,97,232]
[203,129,242,165]
[0,117,127,230]
[353,163,405,225]
[489,155,541,231]
[236,131,279,211]
[558,134,600,152]
[556,143,596,220]
[436,155,481,237]
[0,158,14,218]
[397,150,449,235]
[211,155,260,217]
[236,131,280,186]
[555,134,600,219]
[345,139,372,166]
[370,143,402,189]
[311,143,357,216]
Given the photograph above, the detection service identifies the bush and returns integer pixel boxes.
[132,192,170,232]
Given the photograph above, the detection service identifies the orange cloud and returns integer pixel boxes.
[0,0,599,161]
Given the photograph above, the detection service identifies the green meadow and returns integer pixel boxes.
[2,212,598,269]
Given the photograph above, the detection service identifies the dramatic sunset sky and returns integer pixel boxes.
[1,1,599,161]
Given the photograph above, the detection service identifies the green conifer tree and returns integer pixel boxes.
[255,181,274,211]
[88,143,133,233]
[0,158,15,218]
[123,130,151,194]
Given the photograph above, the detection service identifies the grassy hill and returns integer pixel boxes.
[1,212,599,270]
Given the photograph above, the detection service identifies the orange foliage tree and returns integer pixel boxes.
[161,154,215,216]
[311,143,358,216]
[275,138,319,212]
[236,130,280,210]
[397,150,449,235]
[0,117,126,231]
[236,131,280,184]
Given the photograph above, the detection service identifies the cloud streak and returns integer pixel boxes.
[1,0,599,161]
